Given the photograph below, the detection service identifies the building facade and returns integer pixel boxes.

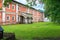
[0,0,44,25]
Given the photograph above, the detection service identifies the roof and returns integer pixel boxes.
[38,9,44,13]
[13,0,44,13]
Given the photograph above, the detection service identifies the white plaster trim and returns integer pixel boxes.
[2,12,5,22]
[18,16,20,22]
[16,4,18,13]
[16,4,18,22]
[25,18,27,24]
[16,13,18,22]
[2,0,6,22]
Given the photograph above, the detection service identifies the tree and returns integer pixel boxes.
[26,0,42,6]
[4,0,12,7]
[43,0,60,24]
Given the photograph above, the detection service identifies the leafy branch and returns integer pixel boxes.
[4,0,12,7]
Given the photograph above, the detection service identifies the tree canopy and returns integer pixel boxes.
[4,0,12,7]
[43,0,60,24]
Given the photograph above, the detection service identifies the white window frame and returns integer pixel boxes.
[27,8,29,13]
[12,4,15,10]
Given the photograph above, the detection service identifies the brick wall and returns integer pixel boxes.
[5,14,16,24]
[5,3,16,12]
[19,5,27,13]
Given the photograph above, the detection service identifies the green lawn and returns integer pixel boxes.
[2,22,60,40]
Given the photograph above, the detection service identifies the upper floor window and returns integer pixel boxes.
[12,4,15,10]
[18,5,21,10]
[7,4,10,9]
[6,16,10,21]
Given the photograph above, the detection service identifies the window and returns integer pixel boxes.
[18,5,21,10]
[27,8,29,13]
[18,7,20,11]
[6,16,10,20]
[7,4,10,9]
[12,16,15,20]
[12,4,15,10]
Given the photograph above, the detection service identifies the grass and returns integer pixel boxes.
[2,22,60,40]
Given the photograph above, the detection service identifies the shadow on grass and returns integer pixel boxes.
[32,37,60,40]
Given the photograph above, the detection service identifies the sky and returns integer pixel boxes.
[15,0,44,11]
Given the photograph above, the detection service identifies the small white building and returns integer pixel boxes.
[44,17,50,22]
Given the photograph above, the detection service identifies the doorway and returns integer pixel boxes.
[20,16,25,24]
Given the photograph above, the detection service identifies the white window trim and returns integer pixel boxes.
[6,16,10,21]
[27,8,29,13]
[16,4,18,13]
[12,4,15,10]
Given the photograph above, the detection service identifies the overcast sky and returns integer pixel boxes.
[15,0,44,11]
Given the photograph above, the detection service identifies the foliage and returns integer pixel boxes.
[4,0,12,7]
[26,0,40,6]
[43,0,60,24]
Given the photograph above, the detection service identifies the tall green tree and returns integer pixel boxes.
[4,0,12,7]
[43,0,60,24]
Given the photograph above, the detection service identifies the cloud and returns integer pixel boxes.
[15,0,44,11]
[15,0,27,4]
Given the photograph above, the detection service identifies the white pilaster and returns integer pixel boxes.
[32,10,34,22]
[2,8,5,24]
[2,0,4,4]
[43,13,45,21]
[25,18,27,24]
[2,0,6,24]
[16,4,18,22]
[18,16,20,22]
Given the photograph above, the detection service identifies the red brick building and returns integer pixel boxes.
[0,0,44,25]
